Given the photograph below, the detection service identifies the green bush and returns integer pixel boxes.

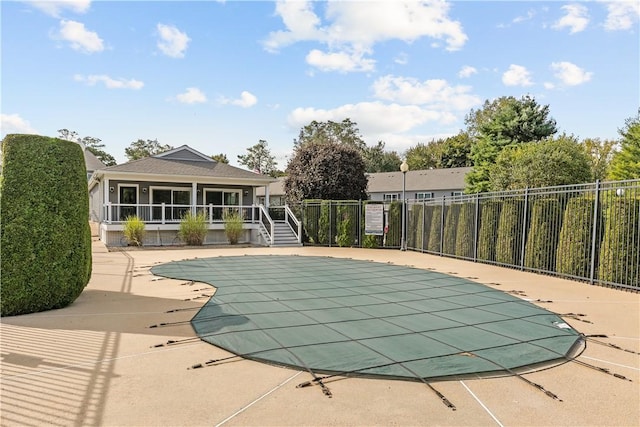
[178,211,208,245]
[524,198,564,271]
[408,204,427,250]
[336,203,358,247]
[318,201,331,245]
[224,211,244,244]
[427,205,443,252]
[1,134,92,317]
[495,199,525,265]
[302,200,321,244]
[123,215,146,246]
[455,202,475,258]
[556,196,597,277]
[385,201,401,247]
[442,204,460,255]
[477,200,502,262]
[598,198,640,287]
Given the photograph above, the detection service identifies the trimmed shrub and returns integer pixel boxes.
[427,205,443,252]
[178,211,208,245]
[123,215,146,246]
[556,196,597,278]
[302,200,321,244]
[598,198,640,287]
[224,211,244,244]
[495,199,525,265]
[318,201,331,245]
[336,203,358,247]
[524,198,564,271]
[442,203,460,255]
[408,204,427,250]
[477,200,502,262]
[1,134,92,317]
[385,201,401,247]
[455,202,475,258]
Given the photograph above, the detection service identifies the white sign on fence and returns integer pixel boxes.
[365,204,384,235]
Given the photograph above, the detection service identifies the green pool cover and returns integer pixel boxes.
[151,255,583,382]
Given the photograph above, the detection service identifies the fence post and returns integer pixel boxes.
[519,187,530,270]
[473,193,479,262]
[329,200,332,247]
[421,200,426,253]
[589,180,601,285]
[358,200,362,248]
[439,196,446,255]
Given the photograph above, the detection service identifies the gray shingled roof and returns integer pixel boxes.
[256,167,471,196]
[102,157,273,182]
[84,149,106,172]
[367,167,471,193]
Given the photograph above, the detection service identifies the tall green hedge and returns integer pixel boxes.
[1,134,92,316]
[336,203,358,247]
[427,205,443,252]
[598,198,640,287]
[556,196,597,278]
[477,200,502,262]
[495,199,525,265]
[442,204,460,255]
[524,198,564,271]
[455,202,475,258]
[409,203,432,251]
[318,201,331,245]
[386,201,401,247]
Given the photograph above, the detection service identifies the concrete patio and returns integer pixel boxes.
[1,233,638,426]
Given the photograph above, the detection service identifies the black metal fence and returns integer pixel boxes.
[296,179,640,291]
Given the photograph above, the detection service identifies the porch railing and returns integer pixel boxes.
[103,203,261,224]
[268,205,302,243]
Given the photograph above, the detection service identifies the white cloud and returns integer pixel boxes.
[0,113,38,135]
[288,102,455,136]
[543,82,555,90]
[458,65,477,78]
[74,74,144,89]
[306,49,375,72]
[176,87,207,104]
[502,64,533,86]
[550,61,593,86]
[553,4,589,33]
[602,0,640,31]
[264,0,467,73]
[219,91,258,108]
[372,75,481,111]
[513,9,536,24]
[394,52,409,65]
[26,0,91,17]
[156,24,190,58]
[55,19,104,53]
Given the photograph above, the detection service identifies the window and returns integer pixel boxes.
[151,187,191,221]
[416,192,434,201]
[451,191,463,197]
[118,185,138,220]
[383,193,400,202]
[204,190,241,220]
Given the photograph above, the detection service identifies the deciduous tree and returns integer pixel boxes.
[57,129,116,166]
[582,137,616,181]
[361,141,401,172]
[284,142,368,205]
[489,134,592,190]
[211,153,229,163]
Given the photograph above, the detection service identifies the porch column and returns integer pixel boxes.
[103,178,110,222]
[265,185,270,208]
[192,182,198,213]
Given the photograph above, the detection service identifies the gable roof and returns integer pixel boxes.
[256,167,471,197]
[90,145,275,186]
[84,149,106,172]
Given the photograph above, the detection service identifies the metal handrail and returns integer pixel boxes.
[284,205,302,243]
[258,204,275,245]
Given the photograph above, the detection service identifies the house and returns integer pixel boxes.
[256,167,472,205]
[88,145,301,247]
[83,148,106,180]
[367,167,472,202]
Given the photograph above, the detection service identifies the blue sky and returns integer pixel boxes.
[2,1,639,168]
